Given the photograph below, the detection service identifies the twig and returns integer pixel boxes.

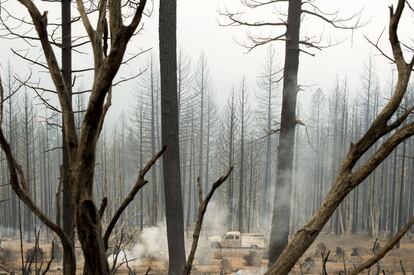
[42,240,55,275]
[0,264,11,273]
[342,254,347,275]
[399,260,407,275]
[110,230,126,274]
[322,250,330,275]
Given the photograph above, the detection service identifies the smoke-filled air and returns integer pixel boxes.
[0,0,414,274]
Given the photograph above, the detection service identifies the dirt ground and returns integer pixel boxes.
[0,233,413,274]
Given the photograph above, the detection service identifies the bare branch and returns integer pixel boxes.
[301,5,363,30]
[99,197,108,219]
[103,146,166,250]
[75,0,96,43]
[127,0,148,33]
[407,0,414,12]
[0,126,74,259]
[242,0,288,9]
[246,32,286,52]
[41,240,55,275]
[349,217,414,275]
[183,167,234,275]
[386,106,414,132]
[219,10,286,27]
[365,31,396,64]
[389,0,407,68]
[16,0,78,155]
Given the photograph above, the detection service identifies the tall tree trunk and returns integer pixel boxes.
[61,2,75,274]
[396,139,407,247]
[150,60,158,226]
[268,0,301,265]
[204,102,211,191]
[159,1,186,273]
[186,109,195,228]
[227,91,236,231]
[238,80,247,233]
[139,105,144,231]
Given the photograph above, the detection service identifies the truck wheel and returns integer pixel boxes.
[250,245,259,249]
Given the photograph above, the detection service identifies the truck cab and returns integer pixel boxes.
[221,231,242,248]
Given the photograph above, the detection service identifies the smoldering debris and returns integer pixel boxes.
[232,267,267,275]
[243,250,262,266]
[335,246,345,257]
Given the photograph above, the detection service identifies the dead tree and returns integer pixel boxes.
[238,78,248,233]
[0,1,152,274]
[266,1,414,274]
[159,0,186,273]
[220,0,362,265]
[183,167,233,275]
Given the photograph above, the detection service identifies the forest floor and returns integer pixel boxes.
[0,233,413,274]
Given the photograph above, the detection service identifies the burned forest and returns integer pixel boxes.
[0,0,414,274]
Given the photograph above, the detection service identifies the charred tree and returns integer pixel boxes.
[159,0,186,273]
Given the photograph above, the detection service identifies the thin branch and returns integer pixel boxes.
[103,146,166,250]
[183,167,234,275]
[41,240,55,275]
[301,8,363,30]
[99,197,108,219]
[400,260,407,275]
[349,217,414,275]
[321,250,330,275]
[242,0,288,9]
[219,10,286,27]
[407,0,414,12]
[365,30,396,64]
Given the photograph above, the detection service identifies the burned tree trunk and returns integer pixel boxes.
[159,0,186,273]
[61,1,75,274]
[266,2,414,273]
[268,0,301,266]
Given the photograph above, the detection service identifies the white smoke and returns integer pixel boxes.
[234,268,267,275]
[108,201,234,268]
[200,201,228,236]
[109,224,168,266]
[129,225,168,262]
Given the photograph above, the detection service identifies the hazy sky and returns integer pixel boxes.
[0,0,412,125]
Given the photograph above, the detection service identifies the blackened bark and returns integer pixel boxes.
[159,0,186,274]
[77,200,109,275]
[61,2,75,274]
[268,0,301,266]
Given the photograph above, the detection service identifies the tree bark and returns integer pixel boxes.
[159,0,186,273]
[268,0,301,265]
[61,2,75,274]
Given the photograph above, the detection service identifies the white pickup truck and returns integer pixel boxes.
[208,231,267,249]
